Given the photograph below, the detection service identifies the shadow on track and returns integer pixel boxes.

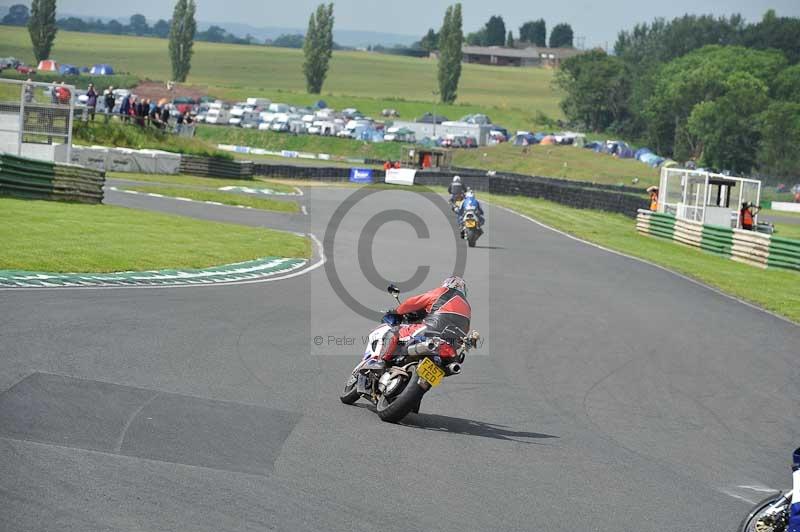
[471,245,505,250]
[401,412,558,443]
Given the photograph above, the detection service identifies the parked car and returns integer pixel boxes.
[15,65,35,74]
[416,112,448,124]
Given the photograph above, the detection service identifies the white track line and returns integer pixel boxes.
[301,205,308,216]
[110,187,254,210]
[491,203,799,327]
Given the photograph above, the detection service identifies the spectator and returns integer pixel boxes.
[393,160,402,169]
[383,160,391,171]
[54,82,71,105]
[23,78,33,103]
[647,186,659,211]
[159,106,170,130]
[119,93,131,122]
[103,87,115,118]
[174,111,184,134]
[85,83,97,121]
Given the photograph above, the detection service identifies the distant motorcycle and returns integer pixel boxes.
[461,207,483,248]
[340,284,480,423]
[738,447,800,532]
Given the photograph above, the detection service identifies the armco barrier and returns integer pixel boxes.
[636,209,800,272]
[0,153,105,204]
[180,155,253,179]
[251,162,649,217]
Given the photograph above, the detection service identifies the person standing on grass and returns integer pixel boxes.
[119,93,130,122]
[104,87,115,119]
[740,202,761,231]
[85,83,97,121]
[647,186,659,211]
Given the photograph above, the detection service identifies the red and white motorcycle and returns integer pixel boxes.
[339,284,480,423]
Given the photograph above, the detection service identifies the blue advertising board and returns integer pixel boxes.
[349,168,373,184]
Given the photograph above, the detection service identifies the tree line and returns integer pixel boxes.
[417,16,573,51]
[556,11,800,180]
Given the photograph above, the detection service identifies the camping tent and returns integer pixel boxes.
[59,64,79,76]
[512,133,537,146]
[37,60,59,72]
[635,148,652,161]
[313,100,327,109]
[90,64,114,75]
[540,135,557,145]
[79,66,90,73]
[661,160,679,169]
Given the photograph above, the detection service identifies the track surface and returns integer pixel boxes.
[1,186,798,532]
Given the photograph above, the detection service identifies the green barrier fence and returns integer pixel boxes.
[0,153,105,204]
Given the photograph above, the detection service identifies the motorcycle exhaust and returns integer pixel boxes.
[406,340,438,357]
[445,363,462,375]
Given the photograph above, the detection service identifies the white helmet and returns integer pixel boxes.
[465,189,475,198]
[453,176,461,183]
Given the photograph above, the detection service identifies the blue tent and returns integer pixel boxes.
[90,64,114,75]
[634,148,652,160]
[79,66,90,73]
[314,100,328,109]
[512,133,538,146]
[59,64,79,75]
[584,141,602,150]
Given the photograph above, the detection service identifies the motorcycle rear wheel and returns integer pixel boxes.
[738,494,787,532]
[339,373,360,405]
[376,367,426,423]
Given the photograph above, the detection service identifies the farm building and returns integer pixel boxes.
[461,45,585,68]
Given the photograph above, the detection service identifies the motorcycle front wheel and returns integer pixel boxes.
[376,367,426,423]
[738,494,788,532]
[467,229,478,247]
[339,373,360,405]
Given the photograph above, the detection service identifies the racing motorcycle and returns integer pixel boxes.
[461,206,483,248]
[450,192,464,213]
[738,447,800,532]
[339,284,480,423]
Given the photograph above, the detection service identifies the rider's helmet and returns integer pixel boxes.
[442,276,467,297]
[453,175,461,183]
[465,189,475,198]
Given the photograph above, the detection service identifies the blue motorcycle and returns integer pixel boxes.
[738,447,800,532]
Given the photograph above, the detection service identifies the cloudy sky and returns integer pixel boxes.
[49,0,800,48]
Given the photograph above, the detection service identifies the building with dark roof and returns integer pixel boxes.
[461,45,585,68]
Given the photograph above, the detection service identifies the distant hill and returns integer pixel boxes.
[0,5,416,48]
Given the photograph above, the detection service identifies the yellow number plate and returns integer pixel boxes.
[465,219,477,228]
[417,358,445,387]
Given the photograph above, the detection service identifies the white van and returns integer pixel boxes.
[205,102,230,124]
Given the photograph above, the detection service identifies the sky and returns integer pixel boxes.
[39,0,800,48]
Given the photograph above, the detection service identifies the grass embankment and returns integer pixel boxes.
[119,185,299,212]
[109,172,298,193]
[0,198,309,272]
[73,121,230,158]
[453,144,659,188]
[0,26,563,132]
[484,193,800,323]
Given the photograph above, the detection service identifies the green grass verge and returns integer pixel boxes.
[453,144,659,188]
[0,26,563,131]
[0,197,309,272]
[772,223,800,240]
[119,185,299,212]
[109,172,298,193]
[484,193,800,323]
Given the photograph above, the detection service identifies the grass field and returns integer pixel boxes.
[119,185,299,212]
[109,172,299,193]
[0,26,563,132]
[73,121,231,158]
[453,144,659,187]
[484,193,800,323]
[0,198,309,272]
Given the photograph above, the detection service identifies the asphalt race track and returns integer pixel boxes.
[1,184,798,532]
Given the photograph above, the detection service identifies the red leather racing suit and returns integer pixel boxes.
[380,286,471,362]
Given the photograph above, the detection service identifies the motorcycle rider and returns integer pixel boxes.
[364,276,471,370]
[459,189,485,227]
[448,176,465,208]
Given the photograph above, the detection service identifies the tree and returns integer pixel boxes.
[302,3,335,94]
[555,50,631,131]
[519,19,546,47]
[28,0,57,62]
[153,19,170,38]
[418,28,438,52]
[483,15,505,46]
[271,34,304,48]
[437,3,463,104]
[198,25,226,42]
[168,0,196,82]
[506,31,514,48]
[743,10,800,64]
[772,64,800,103]
[106,19,123,34]
[757,102,800,182]
[549,23,573,48]
[686,72,770,173]
[465,29,486,46]
[57,17,87,32]
[643,46,786,159]
[129,14,149,35]
[2,4,30,25]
